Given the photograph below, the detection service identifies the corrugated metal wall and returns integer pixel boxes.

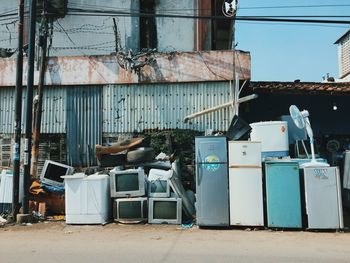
[1,81,232,167]
[0,87,66,134]
[103,81,233,133]
[66,86,102,167]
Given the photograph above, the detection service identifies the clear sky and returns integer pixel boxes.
[235,0,350,82]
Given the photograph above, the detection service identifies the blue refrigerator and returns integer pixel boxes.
[195,136,229,227]
[265,161,302,228]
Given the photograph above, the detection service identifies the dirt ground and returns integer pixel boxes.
[1,221,350,263]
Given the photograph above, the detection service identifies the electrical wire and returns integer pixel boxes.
[239,4,350,10]
[68,3,350,11]
[237,21,350,29]
[65,8,350,25]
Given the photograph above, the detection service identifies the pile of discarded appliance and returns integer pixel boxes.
[0,137,196,226]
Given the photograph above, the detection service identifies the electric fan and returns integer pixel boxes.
[289,105,329,168]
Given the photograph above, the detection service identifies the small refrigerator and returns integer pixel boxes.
[303,167,343,229]
[195,136,229,227]
[228,141,264,226]
[265,161,302,228]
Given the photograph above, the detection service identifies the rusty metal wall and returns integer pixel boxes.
[0,87,66,134]
[66,86,102,167]
[102,81,233,133]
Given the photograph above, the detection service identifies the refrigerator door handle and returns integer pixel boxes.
[198,165,203,186]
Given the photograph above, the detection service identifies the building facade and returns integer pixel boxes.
[335,30,350,82]
[0,1,251,168]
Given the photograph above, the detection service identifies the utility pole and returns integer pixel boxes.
[31,3,48,178]
[223,0,239,116]
[11,0,25,220]
[22,0,37,215]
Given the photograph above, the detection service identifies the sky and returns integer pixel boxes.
[235,0,350,82]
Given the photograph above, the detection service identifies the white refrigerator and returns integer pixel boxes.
[303,167,343,229]
[228,141,264,226]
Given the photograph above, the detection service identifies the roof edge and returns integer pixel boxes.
[334,29,350,44]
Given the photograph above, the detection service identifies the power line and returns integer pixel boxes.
[66,8,350,25]
[237,21,350,29]
[68,3,350,11]
[239,4,350,10]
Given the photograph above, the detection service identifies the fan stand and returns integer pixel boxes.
[300,119,329,168]
[295,140,310,159]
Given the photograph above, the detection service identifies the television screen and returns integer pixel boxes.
[115,173,139,192]
[113,197,148,223]
[148,197,182,224]
[119,200,142,219]
[154,201,177,220]
[150,180,167,193]
[148,179,170,198]
[44,163,68,183]
[110,168,146,198]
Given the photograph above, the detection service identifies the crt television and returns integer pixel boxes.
[148,197,182,225]
[40,160,74,187]
[109,168,146,198]
[113,197,148,224]
[148,179,170,198]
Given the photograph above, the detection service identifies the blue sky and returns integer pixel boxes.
[235,0,350,82]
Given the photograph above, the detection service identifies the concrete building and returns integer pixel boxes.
[0,1,250,169]
[0,0,234,56]
[335,30,350,82]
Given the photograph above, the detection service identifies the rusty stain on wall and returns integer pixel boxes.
[0,50,250,87]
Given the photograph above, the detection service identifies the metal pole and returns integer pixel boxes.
[11,0,25,219]
[231,1,238,116]
[23,0,37,214]
[31,9,48,178]
[112,18,119,53]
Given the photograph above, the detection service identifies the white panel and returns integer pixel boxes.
[304,167,343,229]
[228,141,262,167]
[229,168,264,226]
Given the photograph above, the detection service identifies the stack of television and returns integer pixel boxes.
[110,167,182,224]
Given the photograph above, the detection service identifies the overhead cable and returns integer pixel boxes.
[66,9,350,25]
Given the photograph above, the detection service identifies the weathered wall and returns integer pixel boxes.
[0,81,234,135]
[51,0,140,56]
[0,50,251,86]
[0,0,222,56]
[155,0,195,51]
[0,0,18,51]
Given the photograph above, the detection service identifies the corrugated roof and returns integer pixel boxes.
[249,81,350,95]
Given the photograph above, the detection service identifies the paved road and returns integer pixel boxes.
[0,222,349,263]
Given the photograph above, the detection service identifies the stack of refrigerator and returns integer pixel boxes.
[195,136,229,227]
[264,161,302,228]
[228,141,264,226]
[303,167,343,229]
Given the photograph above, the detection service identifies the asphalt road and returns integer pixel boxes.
[1,222,350,263]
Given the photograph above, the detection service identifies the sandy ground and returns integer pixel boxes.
[1,222,350,263]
